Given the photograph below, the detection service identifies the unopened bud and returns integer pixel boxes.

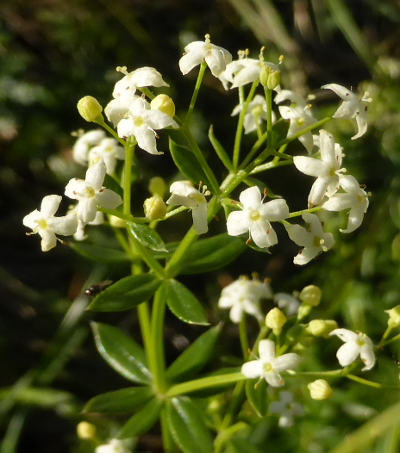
[151,94,175,118]
[306,319,338,337]
[308,379,333,400]
[109,215,125,228]
[149,176,166,198]
[76,421,96,440]
[300,285,322,307]
[265,307,287,335]
[386,305,400,328]
[77,96,103,123]
[259,63,280,90]
[144,195,167,220]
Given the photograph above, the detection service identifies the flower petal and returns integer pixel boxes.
[48,213,78,236]
[360,345,376,371]
[135,126,162,155]
[273,353,301,372]
[293,156,329,178]
[308,177,329,206]
[250,219,276,248]
[179,43,205,75]
[330,328,358,342]
[241,360,263,379]
[239,186,261,210]
[39,230,57,252]
[340,207,364,233]
[265,371,284,387]
[192,203,208,235]
[40,195,62,217]
[23,210,41,230]
[285,223,312,247]
[96,189,122,210]
[293,246,320,265]
[322,193,353,212]
[260,199,289,221]
[86,162,106,190]
[226,210,250,236]
[258,339,275,361]
[336,342,360,367]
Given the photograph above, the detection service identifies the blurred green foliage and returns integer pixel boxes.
[1,0,400,452]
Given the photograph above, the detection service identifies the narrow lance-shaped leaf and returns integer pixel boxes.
[169,138,208,186]
[88,274,161,312]
[208,125,233,170]
[166,397,214,453]
[166,324,221,382]
[84,386,153,414]
[69,242,130,263]
[180,234,246,275]
[119,398,163,439]
[128,221,167,252]
[164,279,209,325]
[91,322,151,384]
[245,379,269,417]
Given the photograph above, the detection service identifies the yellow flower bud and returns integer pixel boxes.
[149,176,167,198]
[151,94,175,118]
[307,379,333,400]
[386,305,400,328]
[109,215,125,228]
[77,96,103,123]
[265,307,287,335]
[306,319,338,337]
[299,285,322,307]
[76,421,96,440]
[144,195,167,220]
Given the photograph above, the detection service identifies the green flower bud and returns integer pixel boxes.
[109,215,125,228]
[265,307,287,335]
[297,304,312,321]
[307,379,333,400]
[306,319,338,337]
[386,305,400,328]
[151,94,175,118]
[300,285,322,307]
[77,96,103,123]
[76,421,96,440]
[259,63,280,90]
[149,176,167,198]
[144,195,167,220]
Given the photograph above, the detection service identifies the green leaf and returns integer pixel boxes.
[180,234,246,275]
[88,274,161,312]
[166,325,221,382]
[119,397,163,439]
[166,397,213,453]
[84,386,153,414]
[208,125,233,170]
[228,438,264,453]
[68,242,129,263]
[245,379,268,417]
[91,322,151,384]
[164,279,209,325]
[128,222,167,252]
[169,139,207,185]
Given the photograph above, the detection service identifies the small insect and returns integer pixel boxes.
[84,280,113,296]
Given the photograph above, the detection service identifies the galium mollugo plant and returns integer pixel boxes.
[22,33,399,452]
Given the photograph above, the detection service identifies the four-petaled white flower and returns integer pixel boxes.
[241,339,301,387]
[293,129,345,206]
[273,293,300,316]
[330,328,375,371]
[269,391,304,428]
[166,181,208,235]
[285,213,334,265]
[112,66,169,99]
[218,276,272,323]
[89,137,125,175]
[227,186,289,249]
[322,175,369,233]
[231,94,275,134]
[219,57,278,89]
[73,129,106,165]
[95,439,131,453]
[117,98,177,155]
[65,162,122,223]
[23,195,78,252]
[322,83,372,140]
[179,34,232,77]
[276,90,316,153]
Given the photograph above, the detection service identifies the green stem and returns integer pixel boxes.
[0,409,27,453]
[250,159,293,175]
[239,315,249,360]
[346,374,386,389]
[220,381,245,430]
[185,61,207,125]
[277,116,331,149]
[150,285,167,392]
[378,325,393,348]
[287,206,322,218]
[96,117,126,147]
[160,407,177,452]
[233,81,258,169]
[264,86,273,150]
[240,131,269,169]
[123,141,135,216]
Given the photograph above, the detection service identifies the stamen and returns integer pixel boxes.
[204,33,211,44]
[116,65,129,75]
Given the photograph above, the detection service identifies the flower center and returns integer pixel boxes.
[295,117,305,126]
[329,167,336,177]
[250,210,261,221]
[36,218,48,230]
[84,186,96,198]
[134,116,144,127]
[356,338,365,347]
[263,362,273,373]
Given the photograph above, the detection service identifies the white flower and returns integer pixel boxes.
[227,186,289,249]
[95,439,131,453]
[276,90,316,153]
[88,137,125,175]
[241,339,301,387]
[322,175,369,233]
[104,92,139,127]
[231,94,275,134]
[330,328,375,371]
[293,129,345,206]
[219,57,278,89]
[65,162,122,223]
[23,195,78,252]
[117,97,177,155]
[269,391,304,428]
[112,66,169,99]
[179,34,232,77]
[322,83,372,140]
[74,211,104,241]
[218,276,272,323]
[274,293,300,316]
[285,213,334,265]
[166,181,208,235]
[73,129,106,165]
